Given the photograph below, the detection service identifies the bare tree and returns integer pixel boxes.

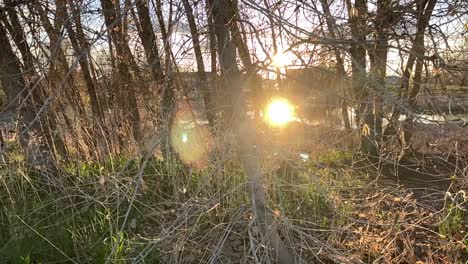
[153,0,176,156]
[135,0,164,82]
[319,0,351,130]
[63,0,104,123]
[345,0,378,155]
[33,1,87,117]
[100,0,141,142]
[405,0,438,108]
[212,0,294,262]
[368,0,393,141]
[0,20,55,169]
[205,0,217,74]
[182,0,215,126]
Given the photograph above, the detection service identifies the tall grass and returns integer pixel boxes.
[1,147,466,263]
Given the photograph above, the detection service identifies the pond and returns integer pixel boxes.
[344,108,468,130]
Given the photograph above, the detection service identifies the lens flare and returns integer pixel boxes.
[170,103,213,169]
[265,98,294,126]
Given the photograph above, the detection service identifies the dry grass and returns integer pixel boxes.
[0,125,466,263]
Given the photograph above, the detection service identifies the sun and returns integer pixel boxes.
[272,51,288,68]
[265,98,294,126]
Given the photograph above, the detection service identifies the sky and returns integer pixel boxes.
[39,0,467,79]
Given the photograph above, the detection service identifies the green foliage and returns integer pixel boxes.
[0,174,74,263]
[270,161,332,225]
[302,183,331,225]
[0,158,163,263]
[317,150,353,165]
[0,88,6,110]
[96,232,127,264]
[2,152,361,262]
[2,147,464,263]
[439,202,464,239]
[443,85,468,91]
[19,255,34,264]
[64,155,140,179]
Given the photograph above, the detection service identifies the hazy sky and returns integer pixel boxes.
[73,0,467,78]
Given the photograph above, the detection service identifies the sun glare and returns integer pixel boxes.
[272,52,288,68]
[265,98,294,126]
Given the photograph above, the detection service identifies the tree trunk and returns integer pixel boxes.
[135,0,164,82]
[69,0,108,117]
[33,1,87,118]
[399,0,437,155]
[407,0,437,108]
[153,0,174,72]
[0,21,55,170]
[319,0,351,130]
[62,0,104,123]
[153,0,176,157]
[369,0,392,142]
[1,0,36,78]
[227,0,264,120]
[228,0,252,71]
[3,1,68,159]
[182,0,215,127]
[212,1,294,262]
[346,0,376,155]
[394,0,436,116]
[206,0,217,74]
[100,0,141,142]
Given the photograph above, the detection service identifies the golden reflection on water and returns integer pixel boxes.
[265,97,295,126]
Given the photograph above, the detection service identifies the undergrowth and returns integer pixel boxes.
[0,149,466,263]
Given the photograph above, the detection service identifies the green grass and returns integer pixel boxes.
[445,85,468,91]
[3,149,461,262]
[317,150,353,165]
[0,155,254,263]
[439,193,465,239]
[0,153,301,261]
[0,157,161,263]
[0,172,110,263]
